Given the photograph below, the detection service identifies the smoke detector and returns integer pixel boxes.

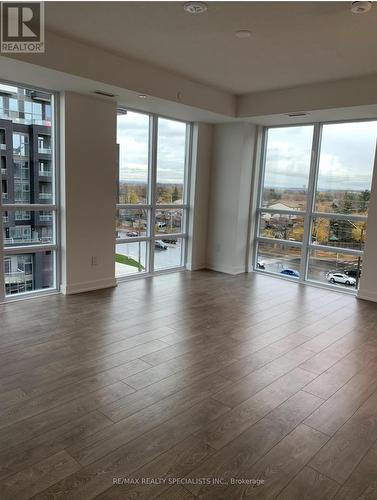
[351,1,372,14]
[184,2,208,14]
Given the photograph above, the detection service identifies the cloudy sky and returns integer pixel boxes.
[264,121,377,191]
[117,111,186,185]
[118,113,377,191]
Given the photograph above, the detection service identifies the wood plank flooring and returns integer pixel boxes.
[0,270,377,499]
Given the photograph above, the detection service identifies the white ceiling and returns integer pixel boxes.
[45,1,377,95]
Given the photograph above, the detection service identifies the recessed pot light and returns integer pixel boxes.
[184,2,208,14]
[235,29,252,39]
[138,94,147,99]
[351,1,372,13]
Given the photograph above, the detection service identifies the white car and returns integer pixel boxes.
[155,240,168,250]
[326,272,356,286]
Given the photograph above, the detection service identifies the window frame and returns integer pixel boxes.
[0,80,60,303]
[116,108,192,280]
[253,119,375,293]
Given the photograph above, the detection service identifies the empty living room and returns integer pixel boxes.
[1,1,377,499]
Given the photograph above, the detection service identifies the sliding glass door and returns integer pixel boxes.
[116,110,190,278]
[255,120,377,291]
[0,82,58,301]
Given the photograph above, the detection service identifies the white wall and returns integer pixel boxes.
[358,142,377,302]
[187,123,213,270]
[60,92,117,294]
[206,123,256,274]
[6,30,235,118]
[238,74,377,118]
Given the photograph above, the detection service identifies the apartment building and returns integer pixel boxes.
[0,86,53,294]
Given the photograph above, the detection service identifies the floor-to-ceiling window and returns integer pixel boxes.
[0,82,58,300]
[254,120,377,291]
[116,109,190,278]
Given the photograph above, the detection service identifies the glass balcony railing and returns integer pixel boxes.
[1,168,6,175]
[39,214,53,221]
[38,147,52,154]
[0,110,51,127]
[4,270,33,284]
[0,144,6,150]
[39,192,53,200]
[4,270,26,284]
[4,234,53,245]
[39,169,52,177]
[14,197,30,204]
[13,148,29,157]
[2,192,8,201]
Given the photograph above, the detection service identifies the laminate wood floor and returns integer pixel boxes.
[1,270,377,499]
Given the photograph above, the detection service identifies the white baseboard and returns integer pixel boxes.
[205,263,246,275]
[61,277,117,295]
[357,289,377,303]
[186,263,207,271]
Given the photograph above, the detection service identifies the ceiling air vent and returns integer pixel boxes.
[94,90,117,98]
[287,112,309,117]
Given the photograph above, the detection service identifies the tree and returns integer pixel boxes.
[352,222,366,248]
[128,190,139,204]
[314,219,330,244]
[172,186,179,203]
[358,190,370,214]
[264,188,281,203]
[157,186,173,203]
[340,192,355,214]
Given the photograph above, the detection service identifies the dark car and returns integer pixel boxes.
[344,268,361,279]
[126,231,139,237]
[280,269,300,278]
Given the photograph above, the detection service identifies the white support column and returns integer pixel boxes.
[186,122,213,271]
[358,141,377,302]
[60,92,117,294]
[206,122,256,275]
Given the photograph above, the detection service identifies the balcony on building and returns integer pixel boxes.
[38,135,52,155]
[39,192,53,201]
[0,129,6,150]
[39,212,53,222]
[38,161,52,178]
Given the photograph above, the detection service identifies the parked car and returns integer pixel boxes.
[280,269,300,278]
[257,261,265,269]
[126,231,138,237]
[162,239,177,244]
[344,268,361,279]
[326,272,356,286]
[155,240,168,250]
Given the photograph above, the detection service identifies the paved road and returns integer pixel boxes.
[258,252,359,289]
[116,240,183,276]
